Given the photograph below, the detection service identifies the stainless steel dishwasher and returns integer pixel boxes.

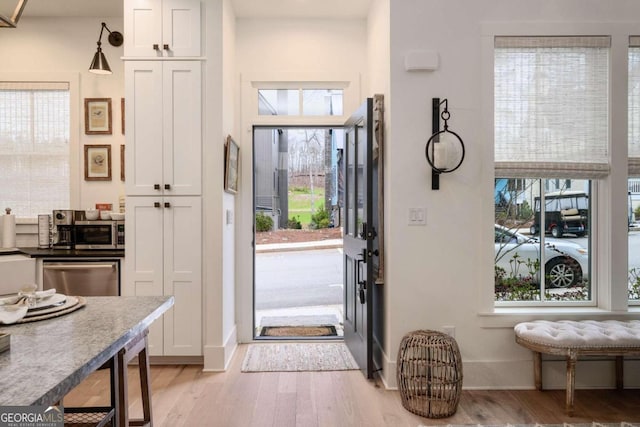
[43,259,120,296]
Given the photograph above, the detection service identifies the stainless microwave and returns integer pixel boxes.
[74,220,124,250]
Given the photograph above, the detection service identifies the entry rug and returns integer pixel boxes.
[420,424,640,427]
[259,325,337,337]
[241,343,358,372]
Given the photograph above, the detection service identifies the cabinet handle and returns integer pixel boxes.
[154,184,160,190]
[163,44,170,50]
[164,202,171,208]
[164,184,171,190]
[153,44,159,50]
[154,202,161,208]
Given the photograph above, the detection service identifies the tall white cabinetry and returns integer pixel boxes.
[123,0,203,357]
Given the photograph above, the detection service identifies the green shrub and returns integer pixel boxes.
[287,216,302,229]
[310,206,331,229]
[255,212,274,232]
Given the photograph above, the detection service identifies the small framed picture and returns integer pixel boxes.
[84,98,112,135]
[84,145,112,181]
[224,135,239,194]
[121,97,125,135]
[120,144,125,181]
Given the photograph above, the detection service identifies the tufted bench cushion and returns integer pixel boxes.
[514,320,640,349]
[514,320,640,415]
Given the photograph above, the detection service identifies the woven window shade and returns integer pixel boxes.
[494,36,610,179]
[629,38,640,176]
[0,82,70,217]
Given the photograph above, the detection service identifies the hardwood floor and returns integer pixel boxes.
[63,344,640,426]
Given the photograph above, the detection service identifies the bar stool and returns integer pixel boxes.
[63,329,153,427]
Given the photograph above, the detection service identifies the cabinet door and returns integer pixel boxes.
[163,61,202,195]
[125,0,200,57]
[124,0,163,57]
[162,0,201,57]
[123,197,165,355]
[162,196,202,356]
[125,61,164,196]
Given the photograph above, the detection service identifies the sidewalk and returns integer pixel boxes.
[255,238,343,253]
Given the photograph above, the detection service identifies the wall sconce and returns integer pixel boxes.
[89,22,124,75]
[425,98,465,190]
[0,0,27,28]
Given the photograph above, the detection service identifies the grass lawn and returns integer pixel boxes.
[289,187,324,227]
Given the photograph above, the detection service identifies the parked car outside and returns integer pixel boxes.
[495,225,588,288]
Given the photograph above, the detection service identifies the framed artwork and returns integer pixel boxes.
[84,145,112,181]
[121,98,125,135]
[224,135,239,194]
[120,145,125,181]
[84,98,112,135]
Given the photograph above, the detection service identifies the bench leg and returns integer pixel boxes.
[533,351,542,390]
[615,356,624,390]
[566,353,577,416]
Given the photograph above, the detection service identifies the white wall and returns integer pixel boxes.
[384,0,640,389]
[0,17,125,215]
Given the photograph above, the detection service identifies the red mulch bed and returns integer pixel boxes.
[256,228,342,244]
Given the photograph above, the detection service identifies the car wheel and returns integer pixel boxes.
[546,257,582,288]
[530,225,538,235]
[551,226,562,238]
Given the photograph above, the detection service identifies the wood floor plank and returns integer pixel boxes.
[62,344,640,425]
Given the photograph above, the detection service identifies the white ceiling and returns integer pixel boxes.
[20,0,371,19]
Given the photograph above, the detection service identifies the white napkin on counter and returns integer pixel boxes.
[0,288,57,324]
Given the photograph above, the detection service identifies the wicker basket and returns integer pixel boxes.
[397,330,463,418]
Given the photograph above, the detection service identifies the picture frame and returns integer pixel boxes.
[120,144,125,181]
[224,135,239,194]
[84,145,112,181]
[84,98,112,135]
[121,98,125,135]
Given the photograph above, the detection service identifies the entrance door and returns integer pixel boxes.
[343,99,375,378]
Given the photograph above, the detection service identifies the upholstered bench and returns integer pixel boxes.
[514,320,640,415]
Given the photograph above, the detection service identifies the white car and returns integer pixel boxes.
[495,225,588,288]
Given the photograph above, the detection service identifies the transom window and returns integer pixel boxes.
[258,88,343,116]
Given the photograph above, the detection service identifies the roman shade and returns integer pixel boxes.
[494,36,610,179]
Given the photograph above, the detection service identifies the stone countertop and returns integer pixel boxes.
[0,295,173,406]
[18,247,125,258]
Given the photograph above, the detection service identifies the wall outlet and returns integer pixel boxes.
[442,325,455,338]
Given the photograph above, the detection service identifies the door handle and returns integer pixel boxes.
[154,202,161,208]
[356,257,366,305]
[163,44,170,50]
[154,184,161,190]
[164,184,171,190]
[153,44,159,50]
[44,264,115,270]
[164,202,171,208]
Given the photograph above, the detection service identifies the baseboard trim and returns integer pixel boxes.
[203,325,238,372]
[148,356,203,365]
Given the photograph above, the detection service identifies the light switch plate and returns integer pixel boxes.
[408,207,426,226]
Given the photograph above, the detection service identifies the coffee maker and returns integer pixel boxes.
[51,209,74,249]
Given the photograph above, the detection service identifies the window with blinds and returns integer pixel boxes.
[0,82,70,218]
[629,37,640,176]
[494,36,610,179]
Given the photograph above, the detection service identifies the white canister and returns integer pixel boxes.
[2,208,16,249]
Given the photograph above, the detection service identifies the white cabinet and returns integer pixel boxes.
[123,196,202,356]
[125,60,202,196]
[124,0,201,57]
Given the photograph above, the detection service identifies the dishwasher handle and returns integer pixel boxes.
[44,264,115,270]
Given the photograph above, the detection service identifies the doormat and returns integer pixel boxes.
[259,325,337,337]
[241,343,358,372]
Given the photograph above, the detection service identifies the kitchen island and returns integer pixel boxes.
[0,295,173,421]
